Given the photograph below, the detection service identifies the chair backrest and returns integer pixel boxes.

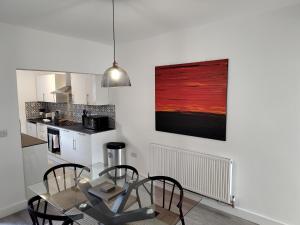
[27,195,69,225]
[98,165,139,185]
[43,163,90,193]
[135,176,185,225]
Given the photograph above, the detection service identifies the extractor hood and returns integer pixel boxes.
[51,85,71,94]
[51,73,71,95]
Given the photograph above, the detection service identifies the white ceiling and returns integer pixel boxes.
[0,0,299,44]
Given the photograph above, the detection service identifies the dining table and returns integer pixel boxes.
[28,162,201,225]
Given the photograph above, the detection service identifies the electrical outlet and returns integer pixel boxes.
[0,129,8,138]
[130,152,137,158]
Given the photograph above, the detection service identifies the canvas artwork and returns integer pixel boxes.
[155,59,228,141]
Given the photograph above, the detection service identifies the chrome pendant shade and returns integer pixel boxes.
[102,62,131,87]
[102,0,131,87]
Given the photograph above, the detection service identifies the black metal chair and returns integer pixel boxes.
[43,163,90,193]
[27,195,72,225]
[98,165,139,185]
[135,176,185,225]
[62,219,74,225]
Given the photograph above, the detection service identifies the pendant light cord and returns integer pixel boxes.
[112,0,116,64]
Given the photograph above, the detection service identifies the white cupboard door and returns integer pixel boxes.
[26,122,37,137]
[45,74,56,103]
[86,75,96,105]
[95,75,109,105]
[37,123,47,141]
[36,76,46,101]
[71,73,108,105]
[36,74,56,102]
[74,132,91,166]
[71,73,87,105]
[60,129,75,163]
[36,76,42,101]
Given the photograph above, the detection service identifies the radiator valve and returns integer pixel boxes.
[230,195,236,208]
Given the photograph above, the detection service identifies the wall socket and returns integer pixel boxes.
[130,152,138,158]
[0,129,8,138]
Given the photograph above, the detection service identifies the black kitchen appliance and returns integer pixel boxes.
[82,114,109,131]
[39,108,46,118]
[53,111,60,125]
[47,127,60,155]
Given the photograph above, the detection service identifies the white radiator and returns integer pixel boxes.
[149,143,233,205]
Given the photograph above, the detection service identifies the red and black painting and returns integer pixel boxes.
[155,59,228,141]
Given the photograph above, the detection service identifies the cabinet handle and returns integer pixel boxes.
[86,94,89,105]
[43,93,45,102]
[72,139,75,150]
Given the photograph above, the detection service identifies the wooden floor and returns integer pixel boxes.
[0,203,257,225]
[180,204,257,225]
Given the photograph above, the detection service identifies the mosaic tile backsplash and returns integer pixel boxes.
[25,102,115,128]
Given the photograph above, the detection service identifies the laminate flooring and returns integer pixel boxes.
[0,202,257,225]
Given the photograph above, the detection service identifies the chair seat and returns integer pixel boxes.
[47,187,87,211]
[153,205,180,225]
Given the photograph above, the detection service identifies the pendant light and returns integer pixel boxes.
[102,0,131,87]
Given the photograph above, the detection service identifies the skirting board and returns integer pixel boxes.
[0,199,27,219]
[200,197,289,225]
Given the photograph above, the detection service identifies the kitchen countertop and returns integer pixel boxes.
[27,118,114,134]
[21,133,47,148]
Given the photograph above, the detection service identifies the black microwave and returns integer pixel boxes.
[82,115,109,131]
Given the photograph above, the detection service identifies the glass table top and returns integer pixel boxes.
[28,163,201,225]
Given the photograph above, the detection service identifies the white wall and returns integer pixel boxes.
[0,22,112,217]
[1,4,299,225]
[16,70,38,133]
[111,4,300,225]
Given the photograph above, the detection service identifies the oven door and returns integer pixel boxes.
[47,127,60,154]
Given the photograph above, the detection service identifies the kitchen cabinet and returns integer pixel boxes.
[35,122,117,167]
[74,132,91,166]
[60,129,91,166]
[26,122,37,137]
[94,75,109,105]
[71,73,87,105]
[60,129,75,163]
[36,75,45,101]
[85,75,96,105]
[36,74,56,102]
[71,73,108,105]
[37,123,48,141]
